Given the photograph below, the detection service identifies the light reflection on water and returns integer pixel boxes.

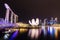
[1,26,59,40]
[28,26,57,39]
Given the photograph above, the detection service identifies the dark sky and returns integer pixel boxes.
[0,0,60,23]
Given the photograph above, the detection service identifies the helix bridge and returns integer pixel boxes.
[0,3,60,40]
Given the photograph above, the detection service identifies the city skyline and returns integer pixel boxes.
[0,0,60,23]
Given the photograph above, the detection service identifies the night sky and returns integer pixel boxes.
[0,0,60,23]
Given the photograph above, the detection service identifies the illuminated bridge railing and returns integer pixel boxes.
[0,22,18,28]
